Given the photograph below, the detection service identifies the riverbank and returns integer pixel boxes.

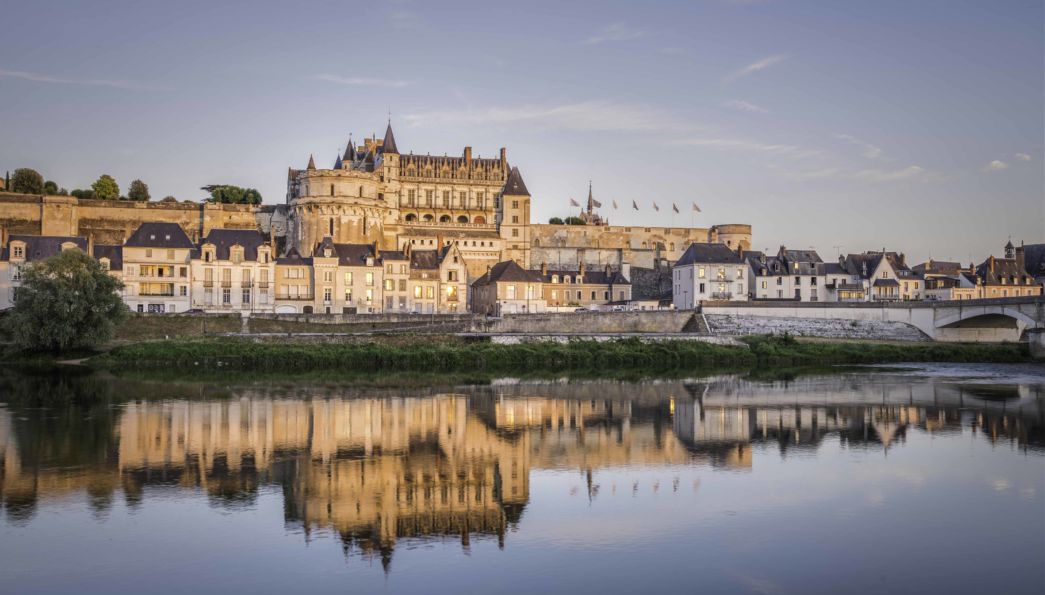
[84,334,1031,373]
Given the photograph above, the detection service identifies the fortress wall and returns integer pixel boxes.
[0,193,259,244]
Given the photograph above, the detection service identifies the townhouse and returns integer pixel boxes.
[191,229,275,313]
[537,261,631,309]
[471,260,547,315]
[672,243,748,309]
[121,223,194,313]
[0,233,88,309]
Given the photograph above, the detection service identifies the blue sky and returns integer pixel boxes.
[1,0,1041,263]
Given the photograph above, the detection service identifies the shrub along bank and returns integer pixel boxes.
[89,335,1030,373]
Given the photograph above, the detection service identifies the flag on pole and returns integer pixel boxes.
[652,201,660,211]
[672,203,679,214]
[612,199,618,209]
[592,199,602,208]
[569,198,580,207]
[632,200,639,210]
[691,201,701,213]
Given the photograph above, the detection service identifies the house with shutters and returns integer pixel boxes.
[190,229,275,313]
[121,222,194,313]
[471,259,546,315]
[672,243,748,309]
[0,231,89,309]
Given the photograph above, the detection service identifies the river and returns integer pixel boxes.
[0,364,1042,594]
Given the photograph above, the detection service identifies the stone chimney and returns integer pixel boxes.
[373,240,380,259]
[621,262,631,281]
[0,224,7,249]
[988,255,995,273]
[540,261,548,276]
[499,147,506,166]
[899,252,906,266]
[579,260,586,274]
[464,146,472,163]
[1016,244,1025,270]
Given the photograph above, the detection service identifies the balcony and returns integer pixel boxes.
[710,292,733,300]
[140,290,175,297]
[277,294,315,301]
[257,282,269,289]
[203,280,214,288]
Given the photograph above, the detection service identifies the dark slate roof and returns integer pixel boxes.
[780,249,823,264]
[1023,244,1045,276]
[502,167,529,196]
[125,222,194,249]
[912,260,962,276]
[676,243,742,266]
[381,250,408,261]
[314,236,337,258]
[976,256,1036,286]
[843,253,885,280]
[410,249,441,270]
[92,244,123,271]
[873,278,900,287]
[2,235,87,262]
[540,269,630,284]
[344,140,355,161]
[382,123,399,154]
[333,243,378,267]
[307,154,316,170]
[276,247,312,266]
[822,262,847,275]
[473,260,542,287]
[197,229,267,261]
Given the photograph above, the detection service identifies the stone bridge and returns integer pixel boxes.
[703,297,1045,344]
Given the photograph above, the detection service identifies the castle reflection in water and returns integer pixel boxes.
[0,371,1041,569]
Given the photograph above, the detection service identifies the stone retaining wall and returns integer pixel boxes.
[474,311,699,334]
[705,314,930,341]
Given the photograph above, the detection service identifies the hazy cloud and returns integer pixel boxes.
[724,54,788,83]
[308,74,409,88]
[404,101,682,133]
[851,165,926,182]
[835,133,884,159]
[723,99,769,113]
[984,159,1009,171]
[781,164,931,183]
[0,68,161,91]
[1014,153,1032,161]
[673,135,821,159]
[584,23,645,45]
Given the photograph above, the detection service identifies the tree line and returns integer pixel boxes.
[3,168,262,204]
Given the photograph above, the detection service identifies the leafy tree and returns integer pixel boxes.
[43,180,59,195]
[91,175,120,200]
[548,217,565,225]
[127,179,150,201]
[4,249,126,352]
[160,195,178,202]
[201,184,262,205]
[10,168,44,194]
[70,189,96,200]
[564,216,587,225]
[57,187,69,196]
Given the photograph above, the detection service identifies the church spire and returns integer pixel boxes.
[586,180,594,216]
[307,154,316,170]
[382,122,399,155]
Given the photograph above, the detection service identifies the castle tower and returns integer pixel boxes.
[500,166,531,267]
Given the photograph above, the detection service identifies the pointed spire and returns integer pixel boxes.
[587,180,594,215]
[343,136,355,161]
[382,122,398,154]
[307,154,316,171]
[334,152,342,169]
[503,166,529,196]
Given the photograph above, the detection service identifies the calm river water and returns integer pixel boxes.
[0,364,1043,594]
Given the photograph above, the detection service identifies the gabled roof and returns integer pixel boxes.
[410,249,441,270]
[332,243,378,267]
[2,234,88,262]
[276,247,312,266]
[913,260,962,276]
[382,123,398,154]
[473,260,542,287]
[502,167,529,196]
[197,229,268,261]
[843,253,886,280]
[125,222,194,249]
[92,244,123,271]
[675,243,742,266]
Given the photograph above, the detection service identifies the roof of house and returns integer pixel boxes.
[913,259,962,276]
[92,244,123,271]
[410,249,441,270]
[473,260,543,287]
[843,253,886,280]
[676,243,742,266]
[125,222,194,249]
[823,262,847,275]
[333,243,378,267]
[503,167,529,196]
[196,229,268,261]
[276,247,312,266]
[540,268,630,285]
[976,255,1036,286]
[1023,243,1045,277]
[381,250,408,261]
[2,234,88,262]
[873,278,900,287]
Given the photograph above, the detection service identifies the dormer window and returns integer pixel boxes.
[231,247,243,264]
[552,275,559,283]
[10,243,24,260]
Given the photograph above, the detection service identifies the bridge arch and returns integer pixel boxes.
[935,306,1038,330]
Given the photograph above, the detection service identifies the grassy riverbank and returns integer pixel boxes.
[86,335,1030,373]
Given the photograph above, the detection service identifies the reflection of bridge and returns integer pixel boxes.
[705,296,1045,343]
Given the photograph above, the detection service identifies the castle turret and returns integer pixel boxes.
[307,154,316,171]
[500,166,531,268]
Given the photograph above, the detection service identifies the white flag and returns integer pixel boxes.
[692,201,701,213]
[612,199,618,209]
[569,198,580,207]
[592,199,602,208]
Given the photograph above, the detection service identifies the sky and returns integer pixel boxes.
[1,0,1042,264]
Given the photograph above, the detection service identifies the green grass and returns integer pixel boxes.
[88,334,1031,373]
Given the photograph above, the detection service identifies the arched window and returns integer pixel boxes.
[405,213,417,222]
[457,215,469,223]
[423,214,434,222]
[473,215,486,224]
[439,215,451,223]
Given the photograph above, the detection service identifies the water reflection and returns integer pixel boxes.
[1,367,1043,575]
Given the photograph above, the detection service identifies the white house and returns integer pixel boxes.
[672,243,748,309]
